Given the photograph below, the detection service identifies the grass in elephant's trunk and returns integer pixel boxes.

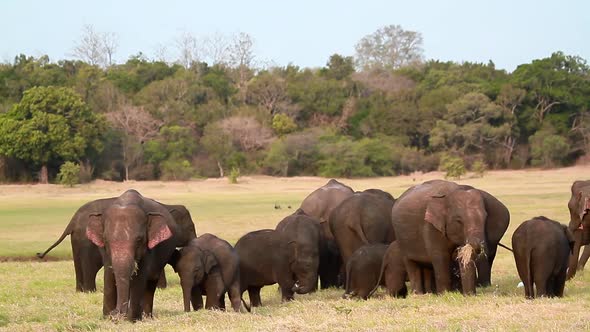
[457,244,475,268]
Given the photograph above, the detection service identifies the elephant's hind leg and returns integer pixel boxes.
[247,286,262,307]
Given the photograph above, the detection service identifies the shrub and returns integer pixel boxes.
[228,167,240,184]
[471,160,487,178]
[440,155,466,180]
[160,159,194,181]
[57,162,81,187]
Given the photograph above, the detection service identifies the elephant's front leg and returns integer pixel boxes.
[431,253,452,293]
[142,279,159,317]
[102,266,117,317]
[191,286,203,311]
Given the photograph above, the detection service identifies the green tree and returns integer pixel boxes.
[529,125,570,167]
[57,161,81,187]
[0,86,105,183]
[272,114,297,137]
[440,154,466,179]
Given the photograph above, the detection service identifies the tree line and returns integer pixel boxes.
[0,25,589,183]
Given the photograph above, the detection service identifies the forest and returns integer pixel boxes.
[0,25,589,183]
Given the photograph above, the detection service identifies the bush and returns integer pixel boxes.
[440,155,466,180]
[471,160,487,178]
[228,167,240,184]
[57,162,81,187]
[160,159,194,181]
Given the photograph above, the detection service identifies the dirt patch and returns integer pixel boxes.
[0,256,71,262]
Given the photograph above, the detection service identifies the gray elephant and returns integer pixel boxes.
[566,180,590,279]
[169,234,244,312]
[513,216,574,298]
[392,180,507,295]
[343,244,389,300]
[300,179,354,288]
[85,189,180,321]
[330,189,396,270]
[368,241,408,298]
[235,212,321,307]
[37,198,197,292]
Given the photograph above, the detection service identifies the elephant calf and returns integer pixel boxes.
[368,241,408,298]
[343,244,388,300]
[169,234,243,312]
[512,216,574,298]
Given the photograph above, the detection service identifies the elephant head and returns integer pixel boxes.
[425,188,488,258]
[288,239,319,294]
[170,245,217,312]
[570,184,590,230]
[85,191,173,317]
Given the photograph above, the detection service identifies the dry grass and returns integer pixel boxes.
[1,166,590,331]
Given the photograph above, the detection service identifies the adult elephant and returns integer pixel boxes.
[300,179,354,288]
[566,180,590,279]
[37,198,197,292]
[392,180,500,295]
[329,189,396,269]
[86,189,180,321]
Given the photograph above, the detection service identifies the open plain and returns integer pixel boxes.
[1,166,590,331]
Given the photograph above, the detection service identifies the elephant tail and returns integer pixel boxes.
[525,251,534,299]
[498,242,513,252]
[241,297,251,313]
[36,218,75,259]
[368,255,387,299]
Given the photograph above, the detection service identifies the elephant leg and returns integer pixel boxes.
[191,286,203,311]
[248,286,262,307]
[73,251,84,292]
[82,247,103,292]
[405,259,425,294]
[431,254,452,294]
[422,267,436,294]
[280,284,295,302]
[102,267,117,316]
[553,272,567,298]
[157,269,167,289]
[142,279,158,318]
[578,245,590,271]
[567,232,583,280]
[204,274,224,310]
[534,275,548,298]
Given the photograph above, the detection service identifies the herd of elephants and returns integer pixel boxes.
[35,178,590,322]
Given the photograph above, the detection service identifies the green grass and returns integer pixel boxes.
[1,168,590,330]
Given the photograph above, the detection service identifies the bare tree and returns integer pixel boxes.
[203,32,230,65]
[354,24,424,70]
[107,105,163,181]
[228,32,256,90]
[247,71,289,115]
[219,116,274,152]
[72,25,118,67]
[496,84,526,165]
[175,32,200,68]
[572,110,590,156]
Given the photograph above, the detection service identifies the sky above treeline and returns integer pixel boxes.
[2,0,589,72]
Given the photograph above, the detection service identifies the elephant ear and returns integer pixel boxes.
[563,226,576,254]
[425,195,448,235]
[147,212,173,249]
[86,213,104,247]
[203,251,218,274]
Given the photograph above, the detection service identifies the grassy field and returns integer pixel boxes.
[1,167,590,331]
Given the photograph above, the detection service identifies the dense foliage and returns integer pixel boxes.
[0,41,589,182]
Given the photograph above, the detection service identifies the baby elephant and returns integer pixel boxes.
[512,216,574,298]
[343,244,389,300]
[368,241,408,298]
[169,233,244,312]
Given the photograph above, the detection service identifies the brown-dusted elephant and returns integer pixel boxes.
[169,234,244,312]
[329,189,396,270]
[513,216,574,298]
[37,198,197,292]
[392,180,495,295]
[368,241,408,299]
[343,244,389,300]
[235,213,321,307]
[300,179,354,288]
[566,180,590,279]
[85,189,180,321]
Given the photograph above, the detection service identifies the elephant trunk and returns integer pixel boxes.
[110,249,136,317]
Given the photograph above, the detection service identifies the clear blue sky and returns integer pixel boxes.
[2,0,588,72]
